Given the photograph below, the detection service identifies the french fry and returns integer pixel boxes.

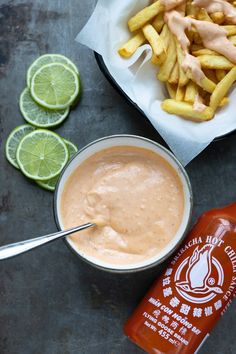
[161,99,214,121]
[176,85,186,101]
[175,40,189,86]
[219,97,229,107]
[192,49,218,56]
[198,55,234,70]
[152,13,164,33]
[210,67,236,110]
[184,65,216,93]
[118,32,146,58]
[228,35,236,45]
[190,73,216,94]
[151,55,159,65]
[200,77,216,93]
[197,8,212,22]
[216,69,226,81]
[184,81,197,103]
[152,24,170,65]
[210,12,225,25]
[168,61,179,84]
[118,0,236,122]
[166,83,177,99]
[143,24,165,63]
[128,1,164,32]
[159,24,170,52]
[224,25,236,36]
[186,0,198,17]
[157,31,176,82]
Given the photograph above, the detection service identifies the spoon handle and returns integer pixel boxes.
[0,223,95,260]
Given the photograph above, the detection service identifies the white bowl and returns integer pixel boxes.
[54,135,193,273]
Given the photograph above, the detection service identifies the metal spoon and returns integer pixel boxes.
[0,223,95,260]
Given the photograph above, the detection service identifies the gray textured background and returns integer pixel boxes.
[0,1,235,353]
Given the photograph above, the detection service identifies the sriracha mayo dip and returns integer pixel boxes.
[55,136,192,272]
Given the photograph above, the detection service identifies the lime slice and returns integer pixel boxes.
[36,139,78,191]
[31,63,79,109]
[36,176,59,192]
[71,75,82,110]
[63,139,78,157]
[16,130,69,180]
[20,88,69,128]
[5,124,35,169]
[27,54,79,87]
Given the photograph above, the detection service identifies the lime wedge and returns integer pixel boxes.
[16,130,69,180]
[27,54,79,87]
[20,88,69,128]
[5,124,35,169]
[31,63,79,109]
[36,139,78,191]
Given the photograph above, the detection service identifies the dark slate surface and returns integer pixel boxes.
[0,1,235,353]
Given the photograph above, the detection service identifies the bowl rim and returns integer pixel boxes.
[94,52,236,142]
[53,134,193,273]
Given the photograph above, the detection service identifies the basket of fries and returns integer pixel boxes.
[76,0,236,164]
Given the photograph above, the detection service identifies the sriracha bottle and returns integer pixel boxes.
[124,203,236,353]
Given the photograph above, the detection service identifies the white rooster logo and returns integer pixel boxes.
[176,245,223,295]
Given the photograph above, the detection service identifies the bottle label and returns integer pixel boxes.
[126,223,236,353]
[168,235,236,311]
[168,243,224,312]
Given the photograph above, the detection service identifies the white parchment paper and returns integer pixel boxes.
[76,0,236,165]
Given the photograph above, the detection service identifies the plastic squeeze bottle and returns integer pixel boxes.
[124,203,236,353]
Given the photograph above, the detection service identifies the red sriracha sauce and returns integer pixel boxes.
[124,202,236,353]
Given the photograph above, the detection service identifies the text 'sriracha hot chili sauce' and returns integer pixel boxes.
[124,203,236,353]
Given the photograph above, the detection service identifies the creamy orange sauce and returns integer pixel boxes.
[162,0,236,111]
[165,10,191,51]
[192,19,236,63]
[182,53,204,85]
[193,0,236,23]
[160,0,185,11]
[193,94,207,112]
[165,9,236,65]
[60,146,184,266]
